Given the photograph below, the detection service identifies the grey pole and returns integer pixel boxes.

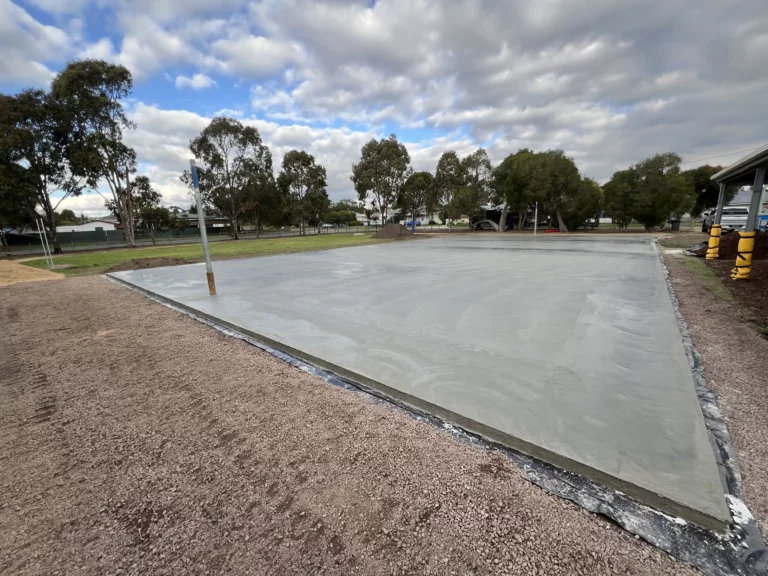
[534,202,538,235]
[190,159,216,296]
[713,182,726,224]
[745,166,766,233]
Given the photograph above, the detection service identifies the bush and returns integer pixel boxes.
[349,220,360,226]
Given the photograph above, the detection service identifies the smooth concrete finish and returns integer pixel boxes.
[110,235,730,527]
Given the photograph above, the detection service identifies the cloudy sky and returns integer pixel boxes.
[2,0,766,216]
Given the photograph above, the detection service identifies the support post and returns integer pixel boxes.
[190,159,216,295]
[534,202,538,235]
[36,218,53,268]
[706,182,726,259]
[731,166,766,280]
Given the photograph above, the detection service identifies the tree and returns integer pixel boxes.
[244,177,282,237]
[682,164,727,218]
[351,134,412,224]
[277,150,327,235]
[537,150,582,232]
[0,162,37,247]
[58,208,77,223]
[131,176,168,245]
[602,168,636,228]
[182,117,274,240]
[435,151,464,230]
[304,188,331,230]
[51,60,137,247]
[0,89,85,253]
[605,153,694,230]
[561,177,602,231]
[396,171,434,228]
[490,149,539,232]
[332,199,364,214]
[452,184,486,227]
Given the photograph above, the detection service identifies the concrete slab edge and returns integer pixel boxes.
[653,241,767,573]
[107,273,767,576]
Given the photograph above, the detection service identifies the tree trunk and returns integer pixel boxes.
[518,210,527,232]
[231,217,239,239]
[151,224,156,246]
[498,206,508,233]
[0,230,7,249]
[255,215,261,238]
[556,209,569,232]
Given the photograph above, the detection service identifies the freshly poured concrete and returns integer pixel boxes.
[110,235,730,527]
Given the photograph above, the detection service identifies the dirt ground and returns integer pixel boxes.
[0,276,696,576]
[663,252,768,534]
[0,259,63,286]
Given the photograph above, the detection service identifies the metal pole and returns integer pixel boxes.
[745,167,765,233]
[40,219,54,266]
[714,182,726,224]
[190,159,216,296]
[36,219,53,267]
[731,166,766,280]
[534,203,538,235]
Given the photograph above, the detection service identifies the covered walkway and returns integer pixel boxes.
[707,145,768,278]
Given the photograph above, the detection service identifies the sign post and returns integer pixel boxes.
[190,159,216,296]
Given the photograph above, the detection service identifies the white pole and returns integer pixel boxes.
[40,219,54,266]
[190,159,216,296]
[36,219,53,267]
[534,203,538,236]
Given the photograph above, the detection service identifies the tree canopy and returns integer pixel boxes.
[351,134,412,223]
[51,59,137,247]
[434,151,464,227]
[604,152,694,230]
[277,150,328,235]
[183,116,275,240]
[396,171,435,225]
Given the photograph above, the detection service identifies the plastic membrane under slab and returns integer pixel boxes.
[109,235,730,529]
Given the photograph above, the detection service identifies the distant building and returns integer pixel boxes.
[56,221,116,233]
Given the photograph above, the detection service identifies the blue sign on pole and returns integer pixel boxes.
[191,164,200,189]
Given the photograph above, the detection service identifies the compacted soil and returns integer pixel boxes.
[0,276,696,575]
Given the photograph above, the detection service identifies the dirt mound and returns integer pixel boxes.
[692,231,768,260]
[371,223,413,239]
[106,257,191,273]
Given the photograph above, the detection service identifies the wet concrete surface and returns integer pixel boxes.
[110,235,730,527]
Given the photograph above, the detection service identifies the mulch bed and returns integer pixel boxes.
[706,259,768,328]
[692,230,768,259]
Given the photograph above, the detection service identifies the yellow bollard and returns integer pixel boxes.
[706,224,721,259]
[731,231,756,280]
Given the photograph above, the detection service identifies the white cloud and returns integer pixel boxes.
[6,0,768,191]
[0,0,73,86]
[175,73,217,90]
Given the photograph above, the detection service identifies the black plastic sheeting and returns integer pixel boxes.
[109,264,767,576]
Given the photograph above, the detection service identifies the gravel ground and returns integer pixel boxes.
[1,276,701,576]
[664,252,768,535]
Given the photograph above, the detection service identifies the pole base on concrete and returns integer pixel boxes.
[207,271,217,295]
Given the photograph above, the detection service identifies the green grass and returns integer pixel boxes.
[23,234,386,277]
[678,257,734,303]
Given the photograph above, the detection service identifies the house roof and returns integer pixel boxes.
[711,143,768,184]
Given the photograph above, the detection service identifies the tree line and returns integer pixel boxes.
[2,58,730,254]
[351,136,602,232]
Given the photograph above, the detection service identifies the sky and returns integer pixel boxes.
[1,0,767,217]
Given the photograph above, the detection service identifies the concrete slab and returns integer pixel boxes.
[109,235,730,528]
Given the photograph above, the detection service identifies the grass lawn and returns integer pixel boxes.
[22,234,386,277]
[677,256,734,303]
